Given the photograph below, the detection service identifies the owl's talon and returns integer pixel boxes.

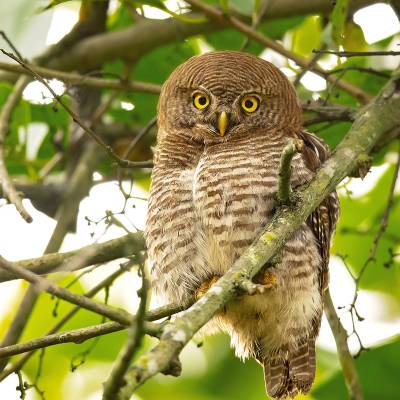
[237,279,275,295]
[237,271,278,295]
[195,276,220,300]
[257,271,278,287]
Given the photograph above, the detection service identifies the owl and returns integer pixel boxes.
[145,51,339,399]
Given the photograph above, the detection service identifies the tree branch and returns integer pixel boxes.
[323,290,363,400]
[0,142,102,373]
[0,255,134,325]
[277,139,303,204]
[0,232,144,283]
[0,74,32,222]
[0,267,186,382]
[0,321,163,360]
[115,67,400,399]
[0,322,127,359]
[0,267,128,381]
[1,50,153,169]
[313,50,400,57]
[103,265,149,400]
[302,102,357,125]
[0,61,162,93]
[185,0,372,104]
[39,0,375,72]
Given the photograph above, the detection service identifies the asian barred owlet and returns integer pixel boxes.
[145,51,339,399]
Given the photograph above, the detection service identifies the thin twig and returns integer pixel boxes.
[346,142,400,356]
[103,265,149,399]
[0,33,33,222]
[293,44,327,86]
[16,370,27,400]
[39,90,124,180]
[185,0,372,104]
[122,117,157,160]
[238,0,270,51]
[0,74,32,222]
[302,101,357,125]
[0,61,162,93]
[0,266,130,381]
[327,66,391,79]
[0,142,103,373]
[0,264,186,379]
[0,321,162,359]
[313,49,400,57]
[324,290,363,400]
[0,50,153,169]
[359,143,400,276]
[277,139,303,204]
[0,31,24,60]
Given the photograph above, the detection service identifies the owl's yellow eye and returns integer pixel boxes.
[241,96,259,113]
[193,93,210,109]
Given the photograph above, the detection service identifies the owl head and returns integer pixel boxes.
[157,51,302,143]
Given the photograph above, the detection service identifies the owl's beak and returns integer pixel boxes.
[218,111,229,137]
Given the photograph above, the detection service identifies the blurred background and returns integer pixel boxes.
[0,1,399,399]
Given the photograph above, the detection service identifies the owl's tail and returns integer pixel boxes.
[262,339,316,400]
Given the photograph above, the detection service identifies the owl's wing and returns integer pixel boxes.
[298,130,340,292]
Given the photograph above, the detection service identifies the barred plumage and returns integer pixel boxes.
[145,51,339,399]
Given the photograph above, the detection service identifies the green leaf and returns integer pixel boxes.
[35,0,75,13]
[342,21,368,51]
[333,164,400,300]
[314,337,400,399]
[229,0,253,16]
[206,16,305,53]
[291,16,322,57]
[331,0,349,45]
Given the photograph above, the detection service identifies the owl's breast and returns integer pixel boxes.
[193,143,278,275]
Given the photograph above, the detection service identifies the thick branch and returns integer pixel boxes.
[0,232,144,283]
[116,68,400,399]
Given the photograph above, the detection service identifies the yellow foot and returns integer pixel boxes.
[195,276,220,300]
[256,271,278,288]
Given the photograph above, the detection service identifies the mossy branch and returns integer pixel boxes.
[277,139,304,205]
